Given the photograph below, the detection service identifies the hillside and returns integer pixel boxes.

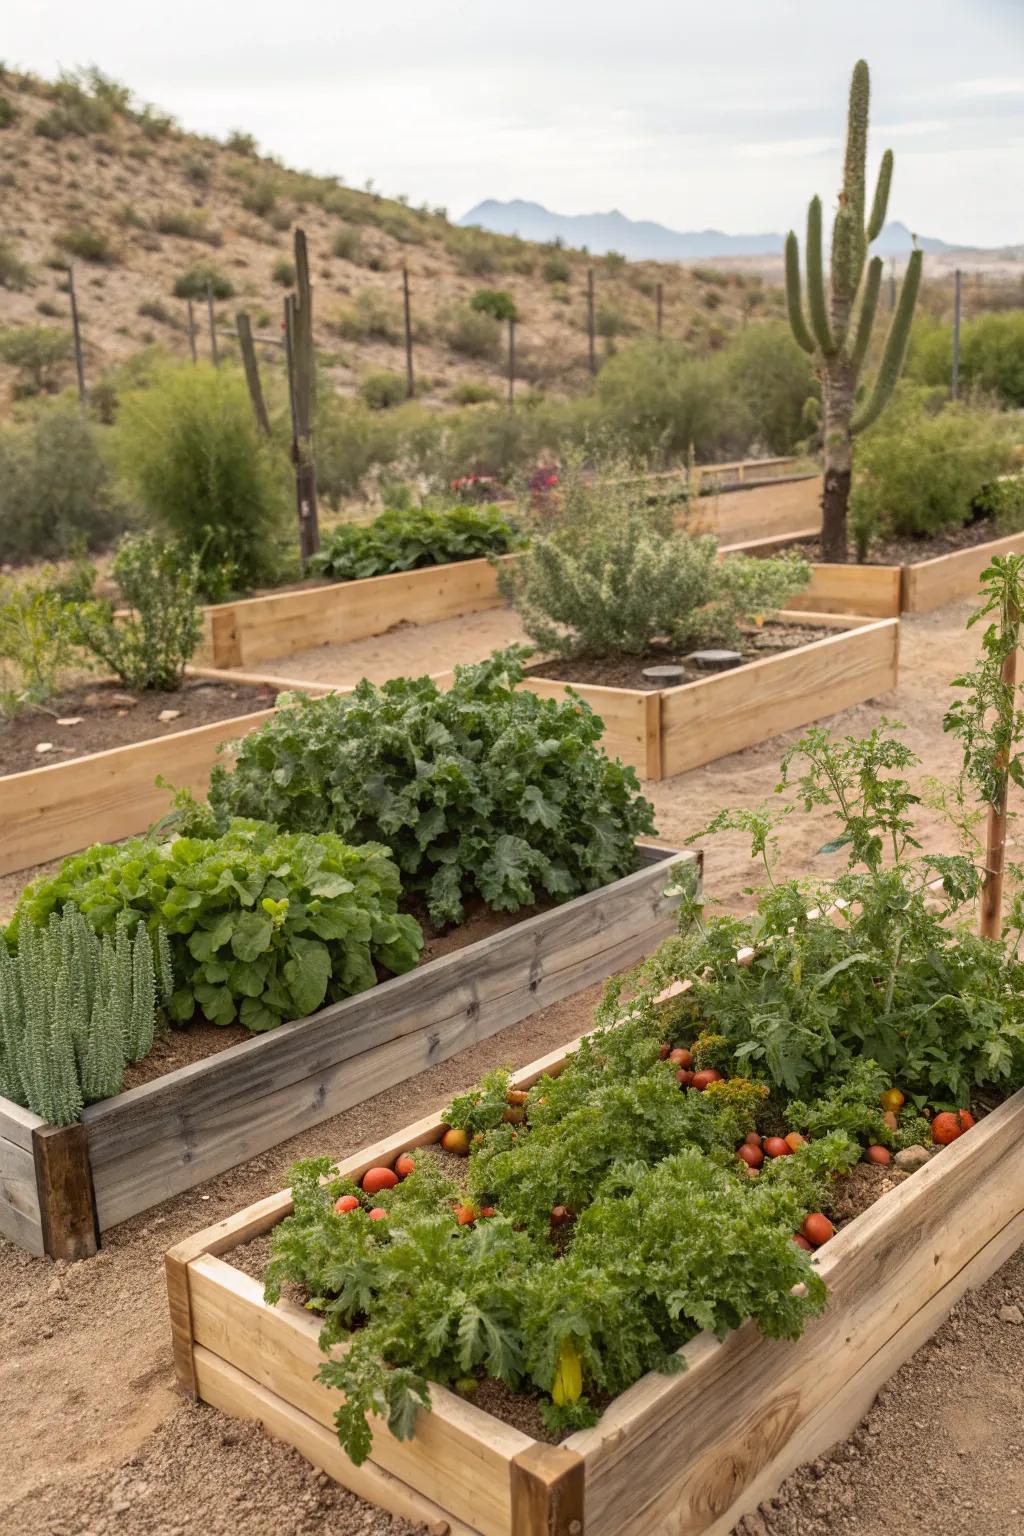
[0,69,786,411]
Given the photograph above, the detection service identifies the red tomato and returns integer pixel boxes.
[502,1106,526,1125]
[658,1043,671,1060]
[931,1110,975,1145]
[691,1069,724,1092]
[801,1212,834,1248]
[362,1166,399,1194]
[394,1153,416,1180]
[745,1131,762,1148]
[550,1205,573,1226]
[455,1204,477,1226]
[669,1047,694,1068]
[367,1207,387,1221]
[334,1194,360,1214]
[763,1136,793,1158]
[441,1128,471,1156]
[792,1233,814,1251]
[864,1144,892,1166]
[676,1068,695,1087]
[736,1144,764,1169]
[479,1206,497,1218]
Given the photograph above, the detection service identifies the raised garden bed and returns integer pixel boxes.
[165,1031,1024,1536]
[0,843,692,1259]
[725,525,1024,618]
[678,472,822,545]
[520,611,899,779]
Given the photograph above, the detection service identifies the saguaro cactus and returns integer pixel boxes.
[785,60,922,562]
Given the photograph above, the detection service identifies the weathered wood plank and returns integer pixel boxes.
[902,530,1023,614]
[568,1085,1024,1536]
[0,1130,45,1255]
[0,1097,44,1152]
[193,1347,481,1536]
[190,1257,527,1536]
[510,1444,586,1536]
[86,848,690,1231]
[783,562,902,618]
[0,708,276,878]
[660,619,899,778]
[32,1121,99,1260]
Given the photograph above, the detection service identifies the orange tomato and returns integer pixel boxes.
[506,1088,529,1107]
[441,1127,471,1156]
[691,1069,724,1092]
[394,1153,416,1179]
[455,1204,477,1226]
[502,1106,526,1125]
[367,1207,387,1221]
[931,1109,975,1145]
[880,1088,905,1113]
[362,1166,399,1195]
[784,1132,807,1151]
[333,1194,360,1214]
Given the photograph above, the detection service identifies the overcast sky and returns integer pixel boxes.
[6,1,1024,246]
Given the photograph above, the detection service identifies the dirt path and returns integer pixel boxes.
[1,596,1022,1536]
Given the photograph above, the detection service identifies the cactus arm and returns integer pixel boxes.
[867,149,893,243]
[830,205,863,319]
[843,60,870,228]
[806,197,836,355]
[850,256,883,374]
[852,247,922,434]
[784,232,816,354]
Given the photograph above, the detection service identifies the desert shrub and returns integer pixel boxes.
[909,311,1024,408]
[35,300,60,318]
[310,503,521,580]
[849,387,1018,555]
[172,263,235,300]
[54,226,119,265]
[359,370,407,410]
[592,340,749,462]
[450,231,499,276]
[241,177,279,218]
[35,76,114,140]
[0,239,30,291]
[335,289,402,343]
[108,362,288,597]
[443,302,502,360]
[154,210,222,246]
[272,257,296,287]
[595,305,631,340]
[137,298,177,327]
[206,649,656,927]
[0,907,168,1124]
[138,103,174,140]
[331,226,364,263]
[225,129,258,155]
[314,393,406,502]
[541,252,572,284]
[183,155,211,186]
[72,533,202,690]
[0,326,72,396]
[722,322,818,455]
[0,570,81,715]
[470,288,517,322]
[0,95,17,129]
[0,399,125,561]
[11,824,422,1035]
[499,473,809,657]
[450,379,499,405]
[975,475,1024,535]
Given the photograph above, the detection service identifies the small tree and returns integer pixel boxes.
[785,60,922,562]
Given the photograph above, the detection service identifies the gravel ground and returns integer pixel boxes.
[1,597,1023,1536]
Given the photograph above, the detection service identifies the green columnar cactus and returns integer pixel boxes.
[785,60,922,562]
[0,908,168,1125]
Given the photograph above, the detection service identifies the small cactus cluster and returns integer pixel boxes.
[785,60,922,561]
[0,907,172,1125]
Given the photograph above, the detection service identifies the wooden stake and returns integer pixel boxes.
[980,604,1019,941]
[186,298,197,362]
[586,267,596,374]
[511,1444,585,1536]
[951,267,962,401]
[508,315,516,407]
[206,281,219,365]
[285,228,320,565]
[32,1122,99,1260]
[67,264,86,403]
[235,311,272,437]
[656,280,663,339]
[402,263,415,399]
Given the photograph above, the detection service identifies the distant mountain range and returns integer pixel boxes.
[459,199,956,261]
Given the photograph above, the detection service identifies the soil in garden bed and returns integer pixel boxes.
[0,677,277,776]
[787,516,1012,568]
[523,621,828,692]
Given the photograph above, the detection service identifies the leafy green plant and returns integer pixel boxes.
[0,573,81,716]
[108,362,288,597]
[499,473,809,657]
[310,504,521,581]
[442,302,502,361]
[0,326,71,396]
[71,533,203,690]
[34,74,115,139]
[11,823,423,1034]
[172,264,235,300]
[358,371,407,411]
[0,906,171,1124]
[272,258,296,287]
[469,289,517,322]
[909,310,1024,409]
[204,649,656,927]
[0,400,126,562]
[974,475,1024,536]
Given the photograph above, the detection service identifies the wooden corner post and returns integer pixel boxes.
[511,1444,585,1536]
[32,1122,99,1260]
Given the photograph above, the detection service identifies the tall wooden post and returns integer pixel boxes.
[586,267,596,375]
[285,228,320,565]
[951,267,962,401]
[402,263,415,399]
[980,601,1019,942]
[508,315,516,407]
[236,311,272,437]
[206,281,219,366]
[67,264,86,403]
[656,281,663,340]
[186,299,197,363]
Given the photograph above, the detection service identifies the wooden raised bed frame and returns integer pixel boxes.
[0,844,692,1259]
[166,1035,1024,1536]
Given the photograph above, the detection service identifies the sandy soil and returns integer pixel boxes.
[2,594,1023,1536]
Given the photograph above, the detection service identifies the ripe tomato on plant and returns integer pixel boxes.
[931,1109,975,1145]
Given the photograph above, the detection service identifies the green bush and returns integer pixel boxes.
[450,380,499,405]
[359,370,408,411]
[541,252,572,284]
[500,473,809,657]
[849,387,1018,554]
[0,400,125,561]
[172,263,235,300]
[108,362,288,597]
[0,573,81,716]
[0,239,30,291]
[0,95,17,130]
[723,322,818,455]
[54,226,119,265]
[593,340,749,462]
[335,290,402,343]
[0,326,71,396]
[975,474,1024,535]
[443,302,502,360]
[11,824,423,1035]
[310,503,521,580]
[909,311,1024,408]
[154,210,222,246]
[34,76,115,140]
[313,392,407,502]
[272,258,296,287]
[206,650,656,927]
[331,227,364,263]
[72,533,203,690]
[470,288,517,322]
[241,177,279,217]
[225,129,258,156]
[0,907,168,1124]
